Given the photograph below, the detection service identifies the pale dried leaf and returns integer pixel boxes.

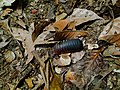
[99,17,120,39]
[11,27,34,64]
[67,8,103,26]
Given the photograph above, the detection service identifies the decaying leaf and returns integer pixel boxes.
[53,19,69,31]
[25,78,34,88]
[99,17,120,39]
[54,31,88,40]
[67,8,103,26]
[100,34,120,47]
[11,27,34,64]
[4,50,15,62]
[32,20,51,42]
[50,74,62,90]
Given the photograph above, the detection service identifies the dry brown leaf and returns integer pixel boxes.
[53,19,69,31]
[100,34,120,47]
[54,31,88,40]
[32,20,51,42]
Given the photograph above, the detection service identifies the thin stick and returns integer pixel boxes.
[46,61,50,90]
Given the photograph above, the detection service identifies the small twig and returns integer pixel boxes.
[46,61,50,90]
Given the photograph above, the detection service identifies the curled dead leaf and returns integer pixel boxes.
[54,31,88,40]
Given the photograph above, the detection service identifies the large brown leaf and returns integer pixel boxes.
[54,31,88,40]
[53,19,69,31]
[100,34,120,47]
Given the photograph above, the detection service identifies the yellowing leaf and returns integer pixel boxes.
[54,31,88,40]
[53,20,69,31]
[50,74,62,90]
[25,78,34,88]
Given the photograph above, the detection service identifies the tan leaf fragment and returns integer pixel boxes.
[25,78,34,88]
[53,19,69,31]
[54,31,88,40]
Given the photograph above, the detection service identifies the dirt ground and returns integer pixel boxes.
[0,0,120,90]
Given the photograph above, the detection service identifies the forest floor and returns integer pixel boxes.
[0,0,120,90]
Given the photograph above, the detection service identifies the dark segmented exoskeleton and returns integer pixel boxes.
[53,39,83,54]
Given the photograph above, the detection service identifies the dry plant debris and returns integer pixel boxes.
[0,0,120,90]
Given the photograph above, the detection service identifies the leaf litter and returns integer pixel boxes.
[1,0,120,90]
